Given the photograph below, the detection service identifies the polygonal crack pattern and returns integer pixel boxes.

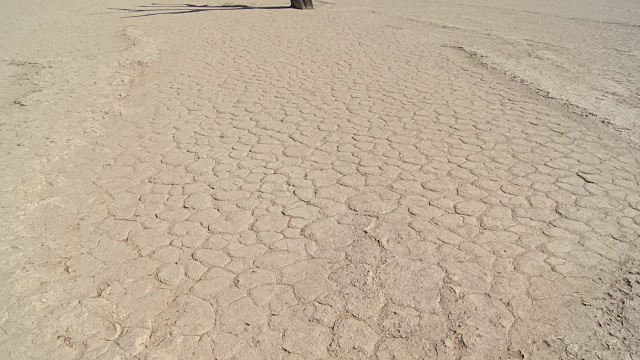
[1,5,640,360]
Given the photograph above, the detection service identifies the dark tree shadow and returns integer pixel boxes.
[110,3,292,18]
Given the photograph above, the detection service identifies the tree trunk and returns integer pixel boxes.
[291,0,313,9]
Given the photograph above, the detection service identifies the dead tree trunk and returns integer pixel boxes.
[291,0,313,9]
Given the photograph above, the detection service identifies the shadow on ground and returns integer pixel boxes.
[111,3,292,17]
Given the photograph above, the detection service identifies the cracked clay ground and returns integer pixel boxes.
[1,0,639,359]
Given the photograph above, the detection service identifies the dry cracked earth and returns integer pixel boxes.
[1,0,639,359]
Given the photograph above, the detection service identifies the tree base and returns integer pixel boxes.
[291,0,313,9]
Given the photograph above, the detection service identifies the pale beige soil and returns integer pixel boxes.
[357,0,640,144]
[1,0,639,359]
